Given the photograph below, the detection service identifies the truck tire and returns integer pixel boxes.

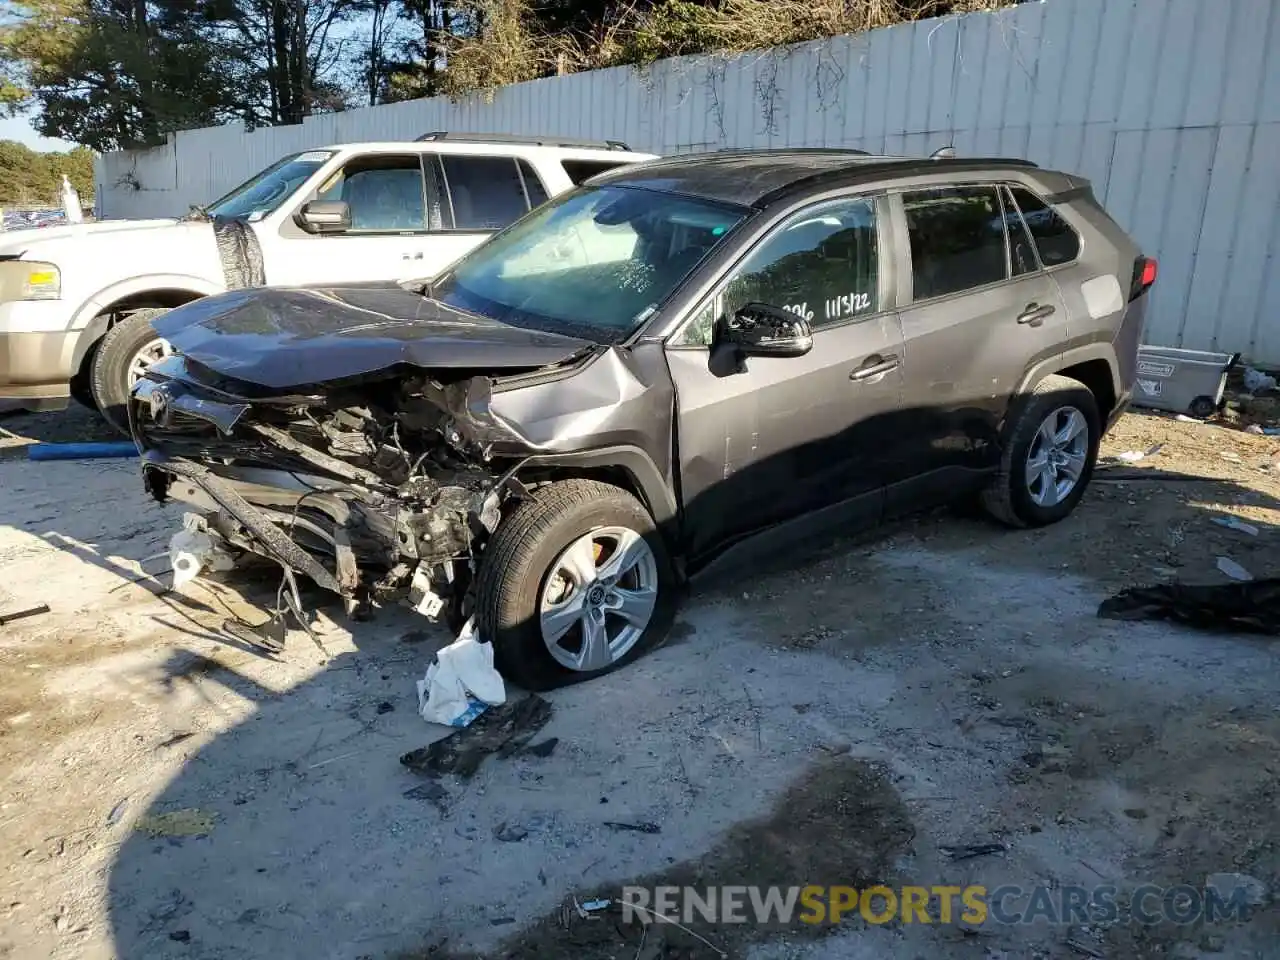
[981,374,1101,528]
[90,308,172,436]
[474,479,678,691]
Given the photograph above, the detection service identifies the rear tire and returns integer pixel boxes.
[474,479,677,691]
[90,308,172,436]
[981,374,1100,528]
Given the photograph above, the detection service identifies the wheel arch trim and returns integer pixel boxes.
[70,275,222,371]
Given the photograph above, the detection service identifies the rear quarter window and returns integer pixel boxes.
[1008,187,1081,266]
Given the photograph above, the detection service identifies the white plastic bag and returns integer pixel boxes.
[1243,367,1277,394]
[416,618,506,728]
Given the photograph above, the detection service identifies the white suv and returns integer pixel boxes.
[0,132,656,430]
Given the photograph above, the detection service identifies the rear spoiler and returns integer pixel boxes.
[1042,184,1092,205]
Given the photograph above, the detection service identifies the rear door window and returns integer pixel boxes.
[1007,187,1081,266]
[440,156,530,230]
[902,186,1009,301]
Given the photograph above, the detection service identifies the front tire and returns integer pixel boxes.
[90,308,173,436]
[981,374,1100,528]
[474,479,677,691]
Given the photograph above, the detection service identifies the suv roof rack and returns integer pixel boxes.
[415,131,632,151]
[711,146,872,155]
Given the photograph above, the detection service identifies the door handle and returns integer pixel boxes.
[1017,302,1056,326]
[402,251,424,260]
[850,355,900,382]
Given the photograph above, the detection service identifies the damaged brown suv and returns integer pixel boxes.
[130,149,1154,690]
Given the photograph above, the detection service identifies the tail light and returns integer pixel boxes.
[1130,256,1158,300]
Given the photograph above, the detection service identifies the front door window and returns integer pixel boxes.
[677,196,881,346]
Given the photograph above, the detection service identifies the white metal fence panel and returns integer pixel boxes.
[93,0,1280,363]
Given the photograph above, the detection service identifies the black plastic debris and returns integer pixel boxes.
[494,822,529,842]
[106,799,129,827]
[400,694,553,779]
[403,782,449,809]
[523,737,558,758]
[940,842,1006,861]
[1098,578,1280,634]
[603,821,661,834]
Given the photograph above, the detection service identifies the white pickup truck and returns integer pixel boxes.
[0,132,656,431]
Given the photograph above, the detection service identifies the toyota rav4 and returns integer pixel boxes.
[129,148,1154,690]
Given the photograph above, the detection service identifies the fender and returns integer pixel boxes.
[514,445,679,530]
[69,273,225,370]
[1015,341,1122,403]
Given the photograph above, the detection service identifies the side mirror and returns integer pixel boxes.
[716,303,813,358]
[296,200,351,234]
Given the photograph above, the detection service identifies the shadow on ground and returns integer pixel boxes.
[0,404,124,459]
[86,468,1280,959]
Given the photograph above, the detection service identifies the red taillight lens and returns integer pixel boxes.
[1130,256,1158,300]
[1141,257,1158,287]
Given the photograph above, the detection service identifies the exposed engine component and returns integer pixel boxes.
[133,367,519,629]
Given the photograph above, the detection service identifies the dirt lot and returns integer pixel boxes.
[1,404,1278,960]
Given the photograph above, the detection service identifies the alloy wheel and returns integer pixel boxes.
[1025,405,1089,507]
[126,337,173,389]
[538,526,659,672]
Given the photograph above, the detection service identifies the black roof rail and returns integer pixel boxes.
[415,131,632,151]
[754,156,1043,207]
[710,146,872,156]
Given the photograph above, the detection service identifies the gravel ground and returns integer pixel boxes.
[1,403,1278,960]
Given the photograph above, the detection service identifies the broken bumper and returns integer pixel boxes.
[140,451,353,596]
[129,361,499,615]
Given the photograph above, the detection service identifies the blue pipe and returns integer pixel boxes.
[27,441,139,461]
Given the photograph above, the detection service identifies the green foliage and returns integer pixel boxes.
[0,0,241,151]
[0,138,94,205]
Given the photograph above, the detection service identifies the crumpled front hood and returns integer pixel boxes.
[152,285,596,390]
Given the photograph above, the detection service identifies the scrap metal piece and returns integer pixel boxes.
[148,456,344,595]
[245,423,389,489]
[0,603,50,625]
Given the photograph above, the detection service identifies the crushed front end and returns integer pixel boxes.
[130,355,515,626]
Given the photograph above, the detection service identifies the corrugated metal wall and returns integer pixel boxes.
[95,0,1280,363]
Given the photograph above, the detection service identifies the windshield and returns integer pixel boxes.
[206,150,335,221]
[431,185,747,342]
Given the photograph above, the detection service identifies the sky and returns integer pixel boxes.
[0,111,77,152]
